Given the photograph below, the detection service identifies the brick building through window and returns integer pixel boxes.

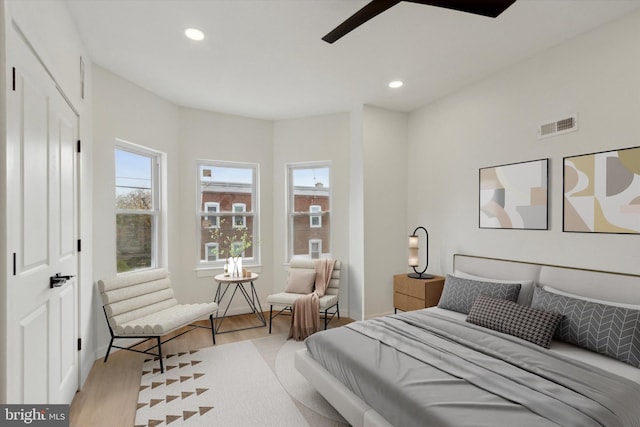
[200,182,254,261]
[292,182,330,259]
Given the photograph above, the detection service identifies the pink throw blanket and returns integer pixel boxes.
[288,259,336,341]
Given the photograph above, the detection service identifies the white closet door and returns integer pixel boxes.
[6,30,79,404]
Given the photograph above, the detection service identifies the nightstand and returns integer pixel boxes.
[393,274,445,313]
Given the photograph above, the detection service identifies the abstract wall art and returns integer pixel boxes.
[564,146,640,234]
[479,159,548,230]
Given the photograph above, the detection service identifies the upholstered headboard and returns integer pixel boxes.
[453,254,640,305]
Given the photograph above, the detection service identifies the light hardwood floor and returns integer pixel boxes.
[69,312,353,427]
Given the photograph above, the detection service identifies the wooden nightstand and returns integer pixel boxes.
[393,274,445,313]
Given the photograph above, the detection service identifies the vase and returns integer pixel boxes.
[228,256,242,277]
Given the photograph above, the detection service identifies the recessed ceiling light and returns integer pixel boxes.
[388,80,404,89]
[185,28,205,41]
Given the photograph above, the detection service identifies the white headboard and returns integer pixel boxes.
[453,254,640,305]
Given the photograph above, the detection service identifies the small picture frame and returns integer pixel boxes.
[479,159,549,230]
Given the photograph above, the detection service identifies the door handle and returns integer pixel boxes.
[50,273,75,288]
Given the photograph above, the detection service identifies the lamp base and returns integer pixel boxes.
[407,273,434,279]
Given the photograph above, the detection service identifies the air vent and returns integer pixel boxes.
[538,114,578,139]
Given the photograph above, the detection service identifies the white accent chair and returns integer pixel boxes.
[98,268,218,373]
[267,259,341,333]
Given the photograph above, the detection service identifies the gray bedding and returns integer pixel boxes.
[305,310,640,427]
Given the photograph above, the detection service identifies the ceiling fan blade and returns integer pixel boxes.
[322,0,516,44]
[405,0,516,18]
[322,0,401,44]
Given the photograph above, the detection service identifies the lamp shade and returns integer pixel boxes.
[408,247,419,267]
[407,226,433,279]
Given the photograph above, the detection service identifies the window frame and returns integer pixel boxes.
[114,140,163,274]
[286,161,332,261]
[196,160,260,269]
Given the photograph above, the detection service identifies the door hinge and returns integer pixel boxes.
[12,253,16,276]
[77,239,81,252]
[12,67,16,91]
[77,140,81,153]
[77,338,82,351]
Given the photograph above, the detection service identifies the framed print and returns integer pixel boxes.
[479,159,549,230]
[564,146,640,234]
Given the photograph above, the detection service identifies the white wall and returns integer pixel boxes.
[92,68,356,353]
[348,107,365,320]
[92,66,180,353]
[362,106,409,318]
[272,113,351,313]
[408,8,640,277]
[178,107,273,313]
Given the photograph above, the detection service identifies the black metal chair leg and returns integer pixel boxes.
[269,305,273,334]
[104,337,114,362]
[337,303,340,319]
[209,314,216,345]
[157,337,164,373]
[324,308,329,329]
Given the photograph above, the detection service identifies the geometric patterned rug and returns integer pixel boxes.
[135,350,214,426]
[134,336,345,427]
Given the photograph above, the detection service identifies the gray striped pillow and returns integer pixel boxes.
[531,287,640,367]
[438,275,521,314]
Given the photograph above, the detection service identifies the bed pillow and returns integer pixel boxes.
[438,275,521,314]
[531,287,640,367]
[455,270,535,306]
[284,270,316,294]
[542,285,640,310]
[467,294,563,348]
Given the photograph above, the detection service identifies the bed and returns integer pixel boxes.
[294,254,640,427]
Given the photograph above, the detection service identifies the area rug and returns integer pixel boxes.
[135,335,348,427]
[274,339,345,423]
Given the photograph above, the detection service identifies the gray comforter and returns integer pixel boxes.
[305,310,640,427]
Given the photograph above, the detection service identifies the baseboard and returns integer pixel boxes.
[92,309,260,363]
[95,337,146,361]
[79,349,97,391]
[364,310,394,320]
[219,306,267,317]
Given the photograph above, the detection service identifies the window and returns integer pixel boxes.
[205,243,219,261]
[198,161,259,266]
[287,163,331,261]
[204,202,220,228]
[309,239,322,259]
[115,143,162,273]
[309,205,322,228]
[232,203,246,228]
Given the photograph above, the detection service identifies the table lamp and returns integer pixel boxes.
[408,226,433,279]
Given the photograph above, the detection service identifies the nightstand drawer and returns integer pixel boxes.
[394,278,425,299]
[393,274,445,312]
[393,292,425,312]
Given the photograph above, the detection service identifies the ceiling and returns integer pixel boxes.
[66,0,640,121]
